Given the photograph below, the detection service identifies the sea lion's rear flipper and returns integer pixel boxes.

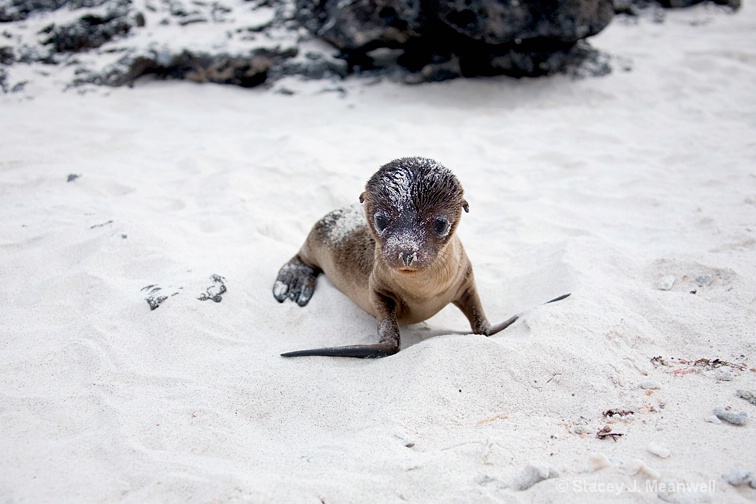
[272,256,320,307]
[281,343,399,358]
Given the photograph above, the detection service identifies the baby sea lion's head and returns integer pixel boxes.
[360,157,469,273]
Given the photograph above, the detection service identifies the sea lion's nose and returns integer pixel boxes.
[400,251,417,266]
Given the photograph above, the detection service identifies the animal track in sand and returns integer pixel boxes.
[142,274,227,310]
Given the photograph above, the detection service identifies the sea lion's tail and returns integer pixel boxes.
[281,343,398,359]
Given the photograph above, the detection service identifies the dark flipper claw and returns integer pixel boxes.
[281,343,399,358]
[272,257,319,307]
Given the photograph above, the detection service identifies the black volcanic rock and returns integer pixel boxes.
[0,0,112,22]
[43,10,140,52]
[1,0,68,22]
[295,0,616,79]
[433,0,615,45]
[295,0,426,52]
[75,47,298,87]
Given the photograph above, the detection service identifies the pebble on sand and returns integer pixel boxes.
[722,469,756,488]
[626,459,661,480]
[713,407,748,426]
[713,369,733,381]
[640,381,662,390]
[736,389,756,406]
[513,463,559,491]
[694,275,713,287]
[657,275,676,291]
[646,441,671,459]
[588,452,612,471]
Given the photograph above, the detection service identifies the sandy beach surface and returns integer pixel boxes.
[2,3,756,503]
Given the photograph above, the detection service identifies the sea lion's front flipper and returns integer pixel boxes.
[485,293,572,336]
[455,284,572,337]
[281,343,398,358]
[484,314,520,335]
[272,255,320,307]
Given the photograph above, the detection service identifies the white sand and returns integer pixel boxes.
[2,4,756,502]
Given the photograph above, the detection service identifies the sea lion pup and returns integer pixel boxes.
[273,157,567,358]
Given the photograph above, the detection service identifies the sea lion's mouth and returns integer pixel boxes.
[398,268,418,274]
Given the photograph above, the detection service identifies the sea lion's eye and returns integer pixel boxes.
[374,213,388,233]
[434,216,450,237]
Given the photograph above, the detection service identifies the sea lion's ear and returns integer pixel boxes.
[462,200,469,213]
[359,192,366,203]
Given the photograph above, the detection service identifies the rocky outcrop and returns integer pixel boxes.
[294,0,616,79]
[294,0,621,79]
[1,0,72,23]
[73,47,300,88]
[0,0,742,92]
[43,7,141,53]
[0,0,330,90]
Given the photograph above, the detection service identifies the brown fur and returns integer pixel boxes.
[273,157,518,358]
